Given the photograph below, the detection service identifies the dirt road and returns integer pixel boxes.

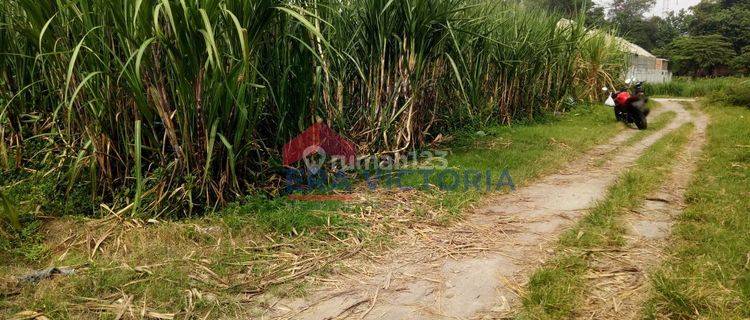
[578,100,708,318]
[259,99,704,319]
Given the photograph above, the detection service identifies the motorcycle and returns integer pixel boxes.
[603,79,650,130]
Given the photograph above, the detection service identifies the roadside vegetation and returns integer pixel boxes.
[0,0,632,317]
[518,122,694,319]
[422,104,624,220]
[0,104,624,319]
[645,77,750,100]
[645,102,750,319]
[0,0,625,223]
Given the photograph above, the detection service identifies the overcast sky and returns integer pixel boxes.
[595,0,703,17]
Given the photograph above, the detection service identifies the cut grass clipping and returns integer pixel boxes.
[644,103,750,319]
[518,123,694,319]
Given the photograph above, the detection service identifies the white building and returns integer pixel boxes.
[557,19,673,84]
[618,39,672,83]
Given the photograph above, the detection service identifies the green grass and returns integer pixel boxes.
[645,77,748,97]
[646,77,750,108]
[210,102,622,234]
[520,254,589,319]
[219,196,350,235]
[644,103,750,319]
[518,122,694,319]
[712,80,750,107]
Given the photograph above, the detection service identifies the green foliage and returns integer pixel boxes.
[574,0,690,52]
[732,46,750,75]
[646,77,750,107]
[0,219,48,262]
[530,0,597,18]
[624,11,690,52]
[645,102,750,319]
[428,103,624,221]
[659,35,737,76]
[0,0,625,216]
[652,0,750,76]
[608,0,658,48]
[221,196,348,235]
[644,77,747,97]
[592,0,749,76]
[689,0,750,53]
[722,81,750,107]
[0,97,629,319]
[610,0,655,17]
[0,189,20,234]
[520,255,588,319]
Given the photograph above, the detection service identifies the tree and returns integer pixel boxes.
[689,0,750,52]
[623,10,691,52]
[653,10,691,48]
[538,0,749,75]
[530,0,607,28]
[732,46,750,75]
[664,10,692,35]
[660,35,737,77]
[585,4,607,27]
[608,0,656,22]
[533,0,596,18]
[607,0,657,49]
[622,18,658,50]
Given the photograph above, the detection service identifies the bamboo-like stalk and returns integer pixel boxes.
[0,0,625,217]
[133,119,143,216]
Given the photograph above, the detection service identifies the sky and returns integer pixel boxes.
[595,0,703,17]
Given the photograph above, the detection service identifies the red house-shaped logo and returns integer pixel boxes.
[283,123,357,168]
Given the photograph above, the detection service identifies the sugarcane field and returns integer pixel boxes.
[1,0,749,319]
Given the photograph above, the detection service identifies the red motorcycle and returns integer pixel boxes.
[604,80,650,130]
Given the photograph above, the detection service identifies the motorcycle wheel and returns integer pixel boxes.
[630,108,648,130]
[614,106,626,122]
